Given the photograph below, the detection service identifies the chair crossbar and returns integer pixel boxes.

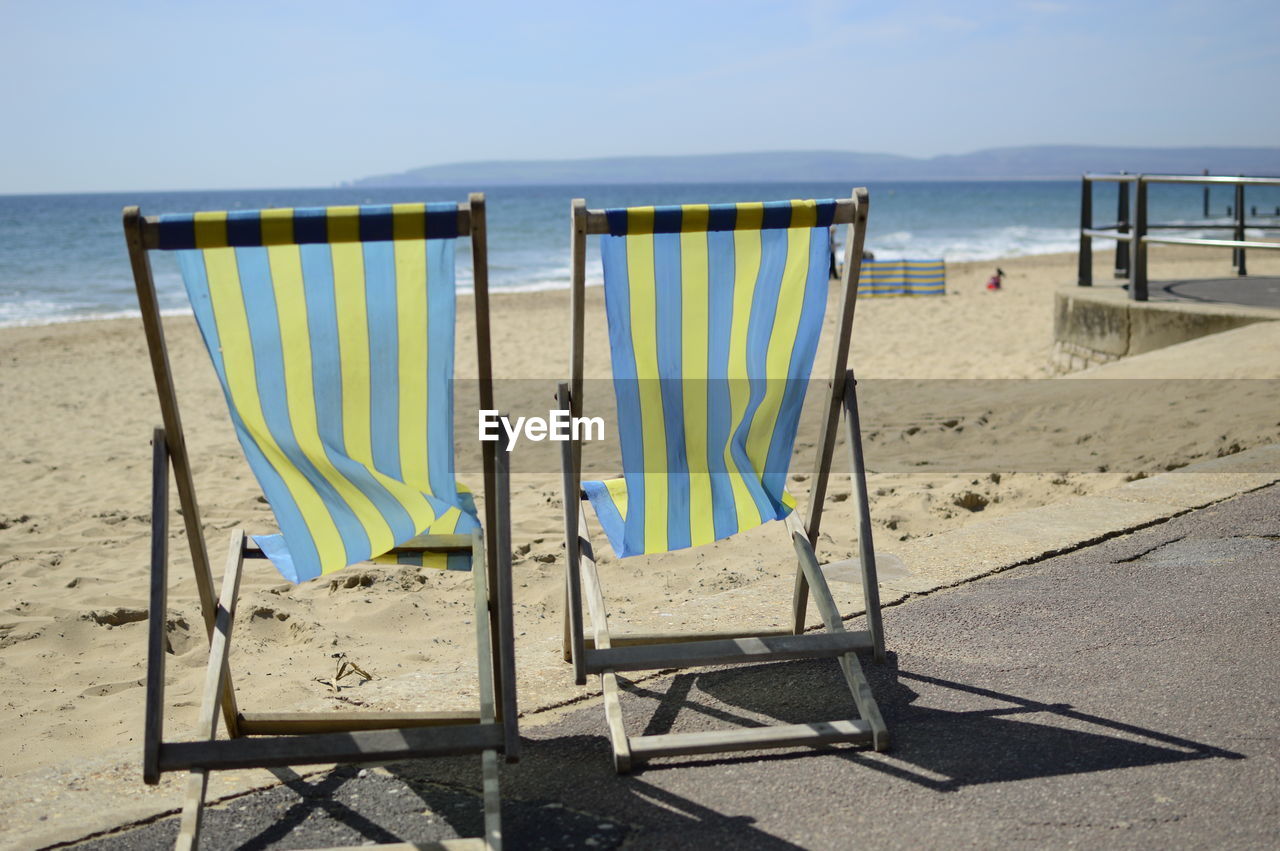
[236,711,482,736]
[159,723,507,773]
[307,840,489,851]
[583,631,874,675]
[579,198,860,235]
[627,719,874,762]
[582,627,793,650]
[243,533,474,558]
[137,208,476,251]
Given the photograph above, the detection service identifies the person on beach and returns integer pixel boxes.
[986,268,1005,291]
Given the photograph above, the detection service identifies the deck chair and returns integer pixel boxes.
[860,259,946,296]
[123,196,517,849]
[558,189,889,772]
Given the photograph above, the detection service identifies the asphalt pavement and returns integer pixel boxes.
[71,484,1280,850]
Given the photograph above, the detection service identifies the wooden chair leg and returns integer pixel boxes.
[557,384,586,685]
[842,370,886,663]
[471,531,504,850]
[145,428,170,786]
[173,530,246,849]
[574,510,634,772]
[174,771,209,851]
[792,530,889,751]
[600,672,632,774]
[481,749,502,850]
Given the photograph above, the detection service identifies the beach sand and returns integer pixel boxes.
[1,244,1278,813]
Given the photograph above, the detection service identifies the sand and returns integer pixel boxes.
[1,243,1278,804]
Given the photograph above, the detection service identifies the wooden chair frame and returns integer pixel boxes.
[124,195,517,850]
[558,188,888,772]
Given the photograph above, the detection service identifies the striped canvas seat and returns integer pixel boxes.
[161,204,477,582]
[859,259,945,296]
[582,200,835,558]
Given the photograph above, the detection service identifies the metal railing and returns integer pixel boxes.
[1079,173,1280,300]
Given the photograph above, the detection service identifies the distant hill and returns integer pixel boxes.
[349,146,1280,187]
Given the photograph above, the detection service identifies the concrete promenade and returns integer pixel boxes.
[1150,275,1280,308]
[70,482,1280,850]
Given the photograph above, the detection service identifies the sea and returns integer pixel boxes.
[3,180,1278,328]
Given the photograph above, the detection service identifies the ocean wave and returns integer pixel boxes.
[0,304,193,329]
[862,225,1084,262]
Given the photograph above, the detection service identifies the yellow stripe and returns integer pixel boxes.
[725,206,764,530]
[327,206,362,243]
[260,208,294,246]
[267,244,395,564]
[394,207,431,500]
[745,225,810,509]
[392,201,426,239]
[330,237,373,475]
[605,478,630,521]
[193,212,227,250]
[203,248,345,575]
[679,206,714,547]
[626,208,668,554]
[789,199,818,229]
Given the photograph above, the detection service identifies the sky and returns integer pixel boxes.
[2,0,1277,193]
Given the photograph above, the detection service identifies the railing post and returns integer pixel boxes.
[1114,174,1130,278]
[1078,175,1093,287]
[1202,168,1210,218]
[1233,180,1247,276]
[1131,176,1148,301]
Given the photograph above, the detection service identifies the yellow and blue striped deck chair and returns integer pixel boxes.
[124,196,516,850]
[860,259,946,296]
[558,189,890,773]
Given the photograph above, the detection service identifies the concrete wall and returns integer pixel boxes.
[1052,287,1280,373]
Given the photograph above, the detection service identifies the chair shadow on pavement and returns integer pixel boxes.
[230,742,805,849]
[627,652,1243,792]
[383,735,807,850]
[203,652,1241,850]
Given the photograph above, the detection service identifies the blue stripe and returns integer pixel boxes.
[177,249,320,578]
[704,230,738,540]
[762,229,829,498]
[599,233,646,557]
[425,201,460,240]
[424,236,454,499]
[362,242,402,481]
[605,209,629,237]
[581,481,628,557]
[299,244,417,544]
[225,211,261,247]
[158,215,196,250]
[652,206,682,234]
[814,200,837,228]
[237,246,371,573]
[706,204,738,233]
[359,205,395,243]
[760,201,792,230]
[294,208,329,244]
[252,535,302,584]
[652,231,690,551]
